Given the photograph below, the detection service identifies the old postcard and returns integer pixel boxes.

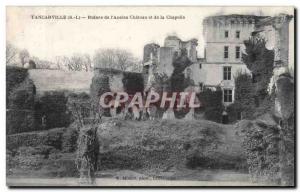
[6,6,295,187]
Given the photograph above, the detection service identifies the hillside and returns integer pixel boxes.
[7,118,247,180]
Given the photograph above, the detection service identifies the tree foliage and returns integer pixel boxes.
[93,49,141,72]
[227,72,256,122]
[6,42,19,66]
[198,87,223,123]
[69,54,92,71]
[242,37,274,93]
[233,36,276,120]
[35,91,71,129]
[19,49,30,67]
[170,48,193,92]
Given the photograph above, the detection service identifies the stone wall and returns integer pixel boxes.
[143,43,160,63]
[254,14,293,67]
[91,68,144,107]
[158,47,174,77]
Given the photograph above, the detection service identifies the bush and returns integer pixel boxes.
[67,92,92,122]
[186,151,248,171]
[90,75,110,105]
[240,117,282,184]
[35,91,71,129]
[6,66,28,100]
[53,157,79,177]
[8,78,35,110]
[62,126,79,153]
[198,87,223,123]
[241,37,275,119]
[6,109,36,134]
[186,152,212,169]
[227,73,256,122]
[6,76,37,134]
[7,127,67,151]
[99,151,143,170]
[122,72,144,94]
[16,145,58,158]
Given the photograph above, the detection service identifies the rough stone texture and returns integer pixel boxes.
[237,115,281,185]
[275,74,294,186]
[91,68,144,107]
[158,47,174,77]
[254,14,293,67]
[143,43,160,63]
[238,74,294,186]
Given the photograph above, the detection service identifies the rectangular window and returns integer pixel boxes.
[199,63,202,69]
[223,66,231,80]
[236,31,240,38]
[225,30,229,38]
[235,46,240,59]
[223,89,233,103]
[224,46,229,59]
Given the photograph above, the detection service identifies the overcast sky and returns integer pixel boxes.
[7,6,294,61]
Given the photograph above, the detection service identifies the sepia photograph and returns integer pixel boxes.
[5,6,295,187]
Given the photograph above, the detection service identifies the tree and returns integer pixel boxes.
[19,49,30,67]
[30,56,54,69]
[242,36,274,114]
[198,87,223,123]
[68,54,92,71]
[242,36,274,93]
[126,60,143,73]
[93,49,141,72]
[54,56,70,70]
[115,49,135,71]
[82,54,92,72]
[6,43,18,66]
[227,72,255,122]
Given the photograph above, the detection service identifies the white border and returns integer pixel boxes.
[1,0,299,191]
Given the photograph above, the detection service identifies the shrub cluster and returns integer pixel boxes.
[197,87,223,123]
[35,91,71,129]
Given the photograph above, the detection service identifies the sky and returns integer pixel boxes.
[6,6,294,61]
